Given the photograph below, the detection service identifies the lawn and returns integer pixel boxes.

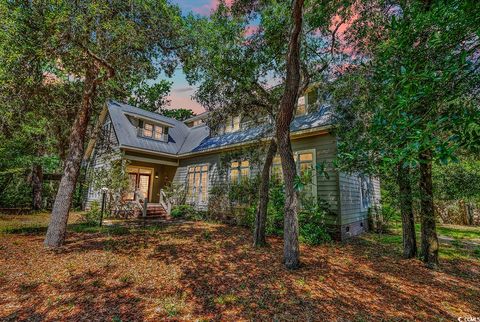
[0,213,479,321]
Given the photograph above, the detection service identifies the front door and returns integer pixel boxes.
[137,173,151,200]
[125,167,153,201]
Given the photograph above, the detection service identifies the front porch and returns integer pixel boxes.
[124,151,178,204]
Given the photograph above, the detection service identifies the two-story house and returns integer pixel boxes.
[84,91,380,240]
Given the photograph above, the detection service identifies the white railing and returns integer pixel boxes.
[159,189,172,216]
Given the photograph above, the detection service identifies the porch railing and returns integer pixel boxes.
[159,189,172,217]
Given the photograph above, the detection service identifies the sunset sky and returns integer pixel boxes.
[165,0,228,114]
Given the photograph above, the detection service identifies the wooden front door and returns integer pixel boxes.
[125,171,152,201]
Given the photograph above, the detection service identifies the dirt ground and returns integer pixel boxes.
[0,213,479,321]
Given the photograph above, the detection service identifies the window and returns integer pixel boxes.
[225,115,241,133]
[187,165,209,204]
[297,152,314,176]
[360,176,372,209]
[296,96,306,116]
[193,119,204,126]
[230,160,250,184]
[154,126,163,140]
[138,120,168,142]
[143,123,153,138]
[271,156,283,181]
[296,150,316,200]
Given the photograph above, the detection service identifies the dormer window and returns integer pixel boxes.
[296,96,306,116]
[225,115,241,133]
[138,120,168,142]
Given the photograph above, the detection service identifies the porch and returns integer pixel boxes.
[124,152,178,204]
[122,152,178,218]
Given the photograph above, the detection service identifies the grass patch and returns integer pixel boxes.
[436,226,480,240]
[374,221,480,260]
[68,223,131,235]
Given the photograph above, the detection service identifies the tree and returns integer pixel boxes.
[180,3,283,247]
[128,80,172,113]
[161,108,195,121]
[334,0,480,267]
[181,0,348,267]
[0,2,81,210]
[275,0,304,269]
[17,0,184,248]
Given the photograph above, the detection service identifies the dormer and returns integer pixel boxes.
[184,112,208,128]
[295,88,319,116]
[124,112,174,143]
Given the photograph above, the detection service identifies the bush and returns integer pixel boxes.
[265,181,285,236]
[83,200,102,226]
[368,206,393,233]
[171,205,199,220]
[299,208,331,245]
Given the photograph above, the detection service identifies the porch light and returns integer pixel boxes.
[155,172,159,179]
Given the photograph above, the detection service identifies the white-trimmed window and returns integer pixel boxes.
[359,176,372,209]
[230,160,250,184]
[187,164,209,204]
[225,116,241,133]
[271,156,283,181]
[295,149,317,200]
[296,95,306,116]
[138,120,168,142]
[270,150,317,195]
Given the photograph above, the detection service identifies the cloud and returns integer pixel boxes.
[191,0,234,16]
[173,86,194,93]
[244,25,259,36]
[167,94,205,114]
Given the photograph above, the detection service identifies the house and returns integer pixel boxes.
[84,92,380,240]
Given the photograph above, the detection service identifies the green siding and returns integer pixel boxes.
[339,172,381,225]
[292,134,339,225]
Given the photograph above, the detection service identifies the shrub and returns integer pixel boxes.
[265,181,285,236]
[208,185,231,222]
[171,205,195,218]
[368,206,393,233]
[82,200,102,226]
[298,207,331,245]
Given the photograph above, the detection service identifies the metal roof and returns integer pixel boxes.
[107,100,332,156]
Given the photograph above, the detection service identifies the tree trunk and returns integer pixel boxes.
[44,64,99,248]
[253,138,277,247]
[32,163,43,210]
[397,164,417,259]
[275,0,304,270]
[419,149,439,268]
[466,203,474,226]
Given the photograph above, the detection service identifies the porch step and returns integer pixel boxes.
[145,203,169,219]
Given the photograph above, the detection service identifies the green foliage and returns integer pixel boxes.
[82,201,102,226]
[170,205,197,219]
[245,179,331,244]
[161,109,195,121]
[162,183,187,206]
[228,176,260,205]
[433,157,480,203]
[334,0,480,174]
[128,80,172,112]
[0,0,183,210]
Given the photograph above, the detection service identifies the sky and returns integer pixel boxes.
[164,0,226,114]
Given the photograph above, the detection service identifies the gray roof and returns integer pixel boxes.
[190,105,333,153]
[106,100,332,156]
